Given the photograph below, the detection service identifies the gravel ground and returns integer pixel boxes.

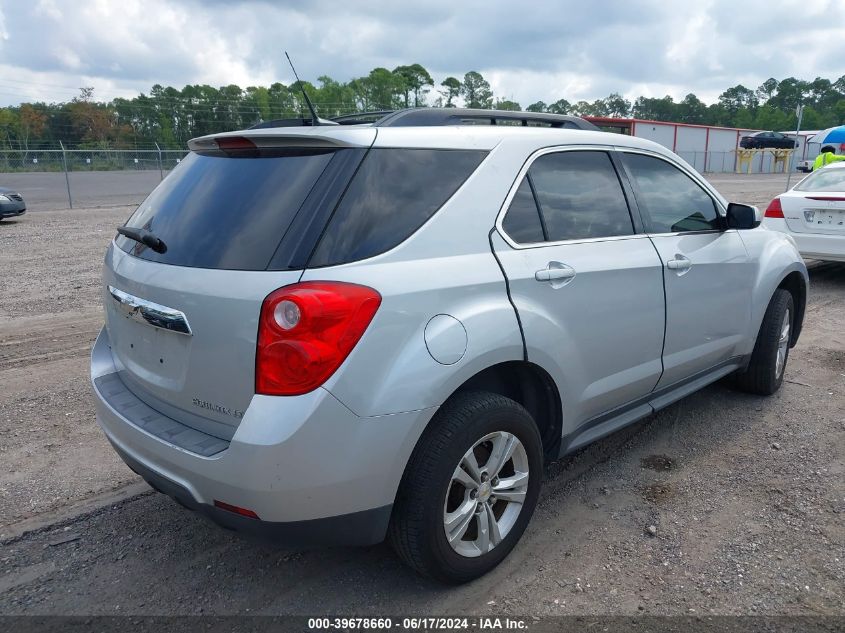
[0,174,842,616]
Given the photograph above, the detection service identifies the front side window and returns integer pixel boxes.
[624,153,720,233]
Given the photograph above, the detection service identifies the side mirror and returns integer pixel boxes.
[726,202,761,230]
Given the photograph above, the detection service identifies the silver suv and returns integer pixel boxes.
[92,108,808,583]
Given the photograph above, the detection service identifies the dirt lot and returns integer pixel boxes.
[0,173,842,616]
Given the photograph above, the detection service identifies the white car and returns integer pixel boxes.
[764,162,845,262]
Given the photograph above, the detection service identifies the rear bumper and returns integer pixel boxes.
[91,327,436,546]
[763,219,845,262]
[109,438,392,546]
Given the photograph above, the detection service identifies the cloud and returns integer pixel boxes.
[0,0,843,107]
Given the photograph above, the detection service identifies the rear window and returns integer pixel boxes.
[116,150,336,270]
[795,168,845,192]
[308,148,487,267]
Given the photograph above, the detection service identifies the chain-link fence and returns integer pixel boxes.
[0,148,188,174]
[0,147,189,209]
[0,143,811,211]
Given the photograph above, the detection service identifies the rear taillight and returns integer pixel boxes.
[764,197,784,218]
[256,282,381,396]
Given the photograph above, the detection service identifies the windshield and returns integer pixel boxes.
[116,149,337,270]
[795,167,845,193]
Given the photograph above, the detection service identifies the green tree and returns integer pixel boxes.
[440,77,462,107]
[547,98,571,114]
[767,77,809,113]
[677,93,708,124]
[570,100,596,116]
[718,85,757,123]
[461,71,493,109]
[393,64,434,107]
[632,95,677,121]
[756,78,778,104]
[602,93,631,118]
[494,99,521,111]
[526,101,547,112]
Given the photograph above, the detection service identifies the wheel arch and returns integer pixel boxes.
[448,361,563,462]
[777,270,806,346]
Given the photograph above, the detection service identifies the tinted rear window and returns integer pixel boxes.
[116,150,335,270]
[309,148,487,267]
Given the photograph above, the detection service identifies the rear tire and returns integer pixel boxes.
[389,391,543,583]
[730,289,793,395]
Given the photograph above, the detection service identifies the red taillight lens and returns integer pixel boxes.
[214,500,260,519]
[215,136,257,156]
[256,282,381,396]
[764,197,784,218]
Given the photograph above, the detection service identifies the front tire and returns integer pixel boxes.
[389,391,543,583]
[731,289,793,395]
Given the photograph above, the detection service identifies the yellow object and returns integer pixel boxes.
[813,152,845,170]
[772,149,793,173]
[736,149,757,174]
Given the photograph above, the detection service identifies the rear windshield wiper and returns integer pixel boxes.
[116,226,167,254]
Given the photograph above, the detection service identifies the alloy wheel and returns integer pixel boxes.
[442,431,530,558]
[776,309,791,378]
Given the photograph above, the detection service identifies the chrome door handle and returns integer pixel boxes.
[535,262,576,284]
[666,255,692,271]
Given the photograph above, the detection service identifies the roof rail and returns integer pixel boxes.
[248,108,599,131]
[330,111,395,125]
[373,108,599,131]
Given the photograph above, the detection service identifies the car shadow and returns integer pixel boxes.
[806,259,845,286]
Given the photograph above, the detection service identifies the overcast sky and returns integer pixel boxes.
[1,0,844,108]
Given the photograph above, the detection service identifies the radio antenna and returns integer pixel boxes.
[285,51,321,126]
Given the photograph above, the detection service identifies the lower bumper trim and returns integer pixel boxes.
[110,439,392,547]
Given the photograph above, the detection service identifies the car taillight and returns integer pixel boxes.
[256,282,381,396]
[764,197,784,218]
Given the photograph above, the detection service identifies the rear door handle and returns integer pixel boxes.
[535,262,576,285]
[666,255,692,271]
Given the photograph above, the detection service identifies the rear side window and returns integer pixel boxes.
[624,153,720,232]
[309,149,487,267]
[524,151,634,242]
[117,150,336,270]
[502,180,545,243]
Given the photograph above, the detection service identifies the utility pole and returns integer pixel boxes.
[785,103,804,191]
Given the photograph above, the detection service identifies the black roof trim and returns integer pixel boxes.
[330,111,395,125]
[248,108,600,131]
[373,108,599,131]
